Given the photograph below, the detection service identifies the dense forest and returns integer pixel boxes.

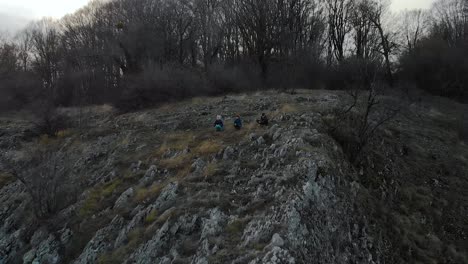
[0,0,467,112]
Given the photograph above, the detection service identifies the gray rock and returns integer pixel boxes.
[149,182,179,213]
[249,133,258,141]
[23,249,36,264]
[73,216,125,264]
[191,158,206,174]
[256,136,266,145]
[223,146,235,160]
[260,246,295,264]
[114,187,135,209]
[269,233,284,248]
[242,217,274,247]
[201,208,226,239]
[114,208,147,248]
[60,228,73,245]
[32,234,61,264]
[139,165,158,187]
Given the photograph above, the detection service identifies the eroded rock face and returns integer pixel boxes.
[73,216,125,264]
[1,91,465,264]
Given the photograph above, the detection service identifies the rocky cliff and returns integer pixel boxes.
[0,90,467,263]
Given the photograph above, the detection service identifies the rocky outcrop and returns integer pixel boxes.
[1,91,466,263]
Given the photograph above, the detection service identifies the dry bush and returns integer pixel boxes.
[399,38,468,102]
[115,65,208,112]
[0,145,77,219]
[327,85,399,164]
[207,62,262,94]
[32,103,70,137]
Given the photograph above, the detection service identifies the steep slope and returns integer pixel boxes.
[0,90,467,264]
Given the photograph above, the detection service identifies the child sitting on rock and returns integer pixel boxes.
[214,115,224,131]
[257,113,269,126]
[234,115,242,130]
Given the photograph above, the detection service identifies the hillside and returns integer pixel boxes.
[0,90,467,264]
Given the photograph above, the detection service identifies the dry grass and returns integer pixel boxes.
[0,172,14,189]
[226,219,247,236]
[97,227,145,264]
[155,207,178,225]
[101,179,122,197]
[194,139,222,156]
[154,132,196,157]
[39,134,53,145]
[280,103,299,113]
[79,179,123,217]
[145,209,158,224]
[56,129,74,138]
[203,162,219,178]
[134,182,165,203]
[159,154,193,170]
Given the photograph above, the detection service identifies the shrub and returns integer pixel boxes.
[326,57,385,91]
[326,86,399,164]
[31,103,69,137]
[266,55,325,91]
[115,65,208,112]
[207,62,262,94]
[0,146,77,219]
[399,38,468,102]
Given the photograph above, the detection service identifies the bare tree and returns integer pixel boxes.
[349,0,380,59]
[30,19,62,100]
[326,0,353,63]
[361,0,396,85]
[432,0,468,46]
[327,77,399,163]
[400,9,427,52]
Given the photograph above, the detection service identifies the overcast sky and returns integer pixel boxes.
[0,0,436,34]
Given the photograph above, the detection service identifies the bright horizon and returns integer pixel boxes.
[0,0,437,33]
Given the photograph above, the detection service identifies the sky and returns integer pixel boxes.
[392,0,436,11]
[0,0,436,34]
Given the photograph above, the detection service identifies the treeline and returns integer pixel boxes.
[0,0,467,112]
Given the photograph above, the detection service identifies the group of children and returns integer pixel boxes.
[213,113,269,131]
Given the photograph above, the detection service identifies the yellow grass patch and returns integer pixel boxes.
[134,182,164,203]
[101,179,122,197]
[280,103,299,113]
[159,154,193,170]
[56,129,73,138]
[154,132,196,157]
[79,179,122,217]
[145,209,158,224]
[204,162,219,178]
[194,140,222,156]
